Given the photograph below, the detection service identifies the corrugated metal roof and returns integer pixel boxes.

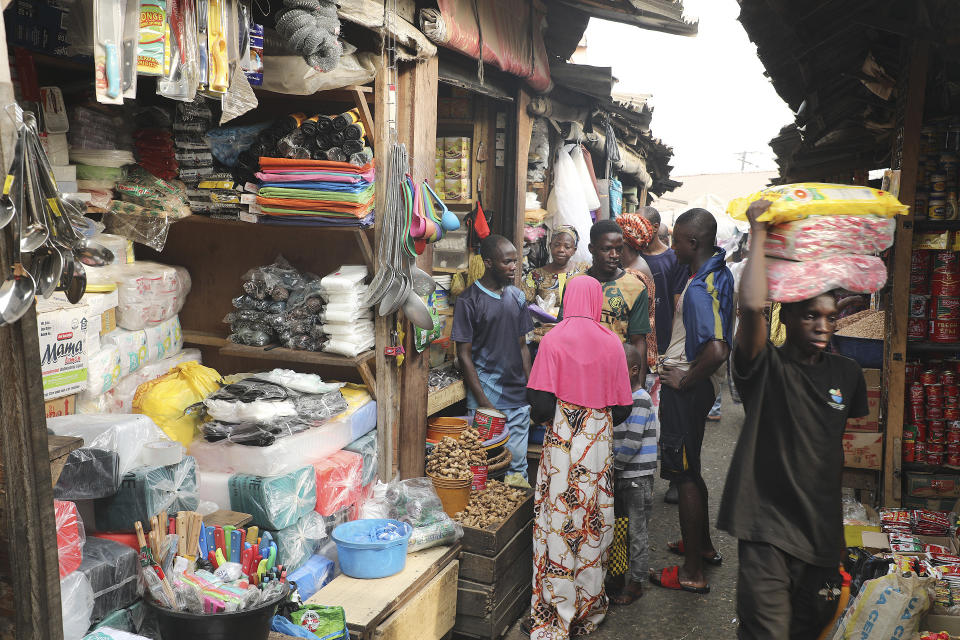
[552,0,698,37]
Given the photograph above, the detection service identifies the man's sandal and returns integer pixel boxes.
[649,566,710,594]
[610,582,644,605]
[666,540,723,566]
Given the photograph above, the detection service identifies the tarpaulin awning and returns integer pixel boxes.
[420,0,552,92]
[554,0,698,37]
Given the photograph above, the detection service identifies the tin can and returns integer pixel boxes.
[930,419,947,432]
[913,250,933,272]
[911,294,931,318]
[943,372,958,386]
[931,174,949,194]
[949,452,960,467]
[928,452,944,466]
[911,382,926,404]
[946,407,960,421]
[928,405,945,420]
[931,319,960,342]
[915,440,927,457]
[923,370,940,385]
[949,420,960,431]
[948,431,960,445]
[933,296,960,319]
[929,441,946,453]
[918,422,929,441]
[910,402,925,422]
[928,382,944,399]
[904,439,916,463]
[909,318,929,341]
[916,191,931,218]
[947,395,960,409]
[934,251,960,273]
[933,275,960,297]
[906,361,923,383]
[472,407,506,440]
[944,152,960,174]
[930,197,948,220]
[930,428,946,444]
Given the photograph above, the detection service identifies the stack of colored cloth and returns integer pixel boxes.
[255,158,375,227]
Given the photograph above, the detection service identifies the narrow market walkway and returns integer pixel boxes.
[506,386,745,640]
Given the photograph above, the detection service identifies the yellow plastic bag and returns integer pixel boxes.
[133,361,222,445]
[728,183,908,224]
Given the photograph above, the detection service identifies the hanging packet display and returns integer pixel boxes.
[95,0,126,104]
[137,0,166,76]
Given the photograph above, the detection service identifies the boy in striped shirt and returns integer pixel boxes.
[610,342,659,605]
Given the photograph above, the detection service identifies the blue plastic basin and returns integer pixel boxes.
[331,519,412,579]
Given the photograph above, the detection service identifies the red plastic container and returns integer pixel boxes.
[55,500,83,578]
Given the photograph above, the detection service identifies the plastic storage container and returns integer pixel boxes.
[332,519,412,579]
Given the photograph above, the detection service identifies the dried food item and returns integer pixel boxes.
[454,480,527,529]
[425,436,471,480]
[459,427,486,467]
[836,310,886,339]
[835,309,875,331]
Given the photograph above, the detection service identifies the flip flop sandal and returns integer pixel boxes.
[649,566,710,594]
[666,540,724,566]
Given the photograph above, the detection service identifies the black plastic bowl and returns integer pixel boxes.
[145,586,288,640]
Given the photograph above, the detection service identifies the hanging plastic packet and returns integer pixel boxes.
[137,0,166,76]
[94,0,125,104]
[206,0,229,94]
[158,0,200,101]
[220,65,258,124]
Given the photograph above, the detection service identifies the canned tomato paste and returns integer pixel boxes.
[933,296,960,319]
[472,408,506,440]
[931,319,960,342]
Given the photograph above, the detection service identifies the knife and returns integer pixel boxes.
[197,0,209,87]
[122,0,138,92]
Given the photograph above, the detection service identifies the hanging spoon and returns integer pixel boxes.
[0,124,36,326]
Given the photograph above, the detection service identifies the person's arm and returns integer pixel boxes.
[627,280,651,379]
[736,199,774,367]
[457,341,493,408]
[611,403,633,426]
[629,334,648,380]
[520,336,532,380]
[528,388,556,424]
[661,340,729,390]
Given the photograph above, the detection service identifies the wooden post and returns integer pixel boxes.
[513,87,533,285]
[397,56,439,479]
[374,52,400,482]
[883,41,929,506]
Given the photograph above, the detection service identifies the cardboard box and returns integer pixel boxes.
[922,614,960,636]
[44,395,76,419]
[907,472,960,499]
[101,308,117,335]
[443,136,471,160]
[902,495,960,512]
[861,530,959,555]
[847,368,882,432]
[37,305,91,400]
[843,432,883,470]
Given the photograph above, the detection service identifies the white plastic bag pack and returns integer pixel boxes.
[112,262,191,330]
[547,147,593,266]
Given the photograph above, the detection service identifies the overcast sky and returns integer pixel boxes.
[580,0,794,176]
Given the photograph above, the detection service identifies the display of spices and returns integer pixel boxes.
[425,436,473,480]
[454,480,527,529]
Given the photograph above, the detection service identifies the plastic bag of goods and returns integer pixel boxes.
[48,413,173,500]
[61,570,95,640]
[86,345,122,396]
[313,450,363,516]
[344,430,378,486]
[267,511,327,572]
[361,478,464,551]
[830,571,933,639]
[112,262,191,330]
[228,466,318,530]
[78,537,139,622]
[93,457,199,532]
[80,348,202,415]
[56,500,86,578]
[728,183,907,225]
[285,552,336,601]
[765,255,888,303]
[763,215,897,261]
[133,361,222,445]
[546,148,593,265]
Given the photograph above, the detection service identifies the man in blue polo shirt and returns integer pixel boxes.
[649,208,734,595]
[453,234,534,479]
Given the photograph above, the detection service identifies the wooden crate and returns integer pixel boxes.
[374,560,459,640]
[460,491,534,556]
[459,521,532,583]
[456,545,531,614]
[453,579,531,640]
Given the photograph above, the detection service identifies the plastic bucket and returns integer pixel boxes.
[428,474,472,516]
[145,586,288,640]
[427,417,469,442]
[332,519,412,579]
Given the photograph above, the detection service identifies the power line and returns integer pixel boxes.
[734,151,761,172]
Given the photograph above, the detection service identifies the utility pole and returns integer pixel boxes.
[734,151,760,172]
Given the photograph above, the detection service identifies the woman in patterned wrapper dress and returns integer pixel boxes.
[525,277,634,639]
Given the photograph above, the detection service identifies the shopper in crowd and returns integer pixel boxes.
[608,341,659,606]
[525,276,634,639]
[650,208,733,595]
[718,199,867,639]
[453,234,534,480]
[569,219,652,378]
[615,213,659,375]
[521,225,589,342]
[639,206,690,505]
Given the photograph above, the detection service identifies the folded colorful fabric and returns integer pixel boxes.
[255,168,376,183]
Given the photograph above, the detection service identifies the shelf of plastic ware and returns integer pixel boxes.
[179,216,374,232]
[427,379,465,416]
[906,341,960,354]
[182,331,375,367]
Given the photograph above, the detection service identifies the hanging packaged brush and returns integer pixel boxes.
[207,0,229,94]
[94,0,126,104]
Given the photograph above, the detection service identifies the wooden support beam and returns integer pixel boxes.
[513,87,533,283]
[373,52,400,482]
[352,87,376,145]
[397,56,439,479]
[354,229,375,273]
[883,40,928,506]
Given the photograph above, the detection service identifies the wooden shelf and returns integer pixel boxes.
[180,216,373,232]
[182,331,229,347]
[427,379,465,415]
[253,84,373,103]
[444,200,476,208]
[219,342,375,367]
[431,266,463,274]
[906,342,960,353]
[437,118,475,126]
[914,220,960,232]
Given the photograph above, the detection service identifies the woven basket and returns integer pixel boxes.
[487,449,512,474]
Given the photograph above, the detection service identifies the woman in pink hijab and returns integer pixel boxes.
[525,276,634,639]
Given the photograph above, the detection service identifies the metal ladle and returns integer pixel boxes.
[0,141,36,326]
[22,148,62,298]
[0,132,25,230]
